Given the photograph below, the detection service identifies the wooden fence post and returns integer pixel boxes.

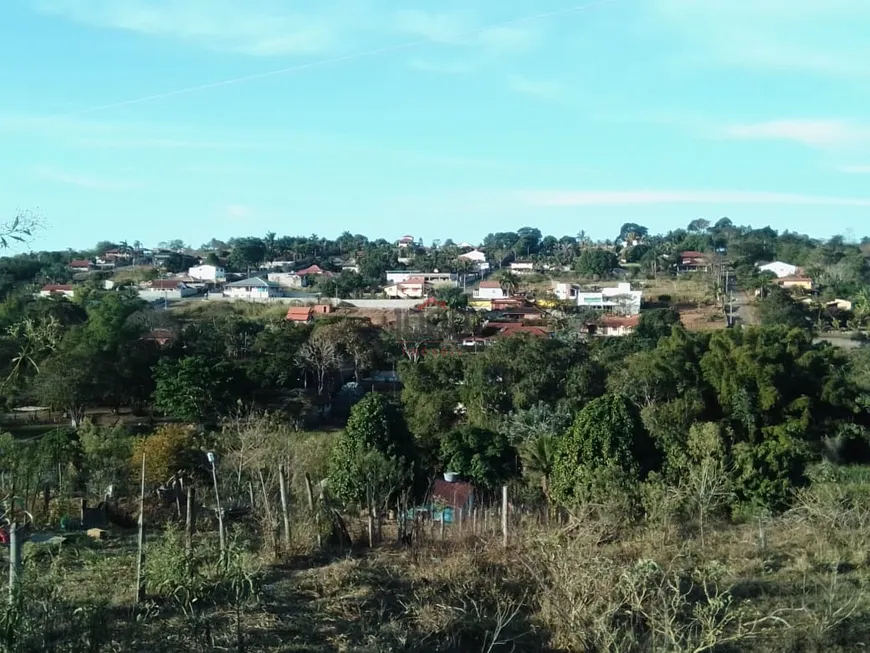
[304,473,321,549]
[8,522,21,604]
[135,454,146,604]
[278,465,291,551]
[185,486,196,557]
[502,485,508,549]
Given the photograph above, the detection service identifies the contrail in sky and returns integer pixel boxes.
[55,0,618,118]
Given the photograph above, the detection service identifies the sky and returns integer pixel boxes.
[3,0,870,251]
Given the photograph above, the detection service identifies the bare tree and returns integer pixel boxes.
[298,331,341,396]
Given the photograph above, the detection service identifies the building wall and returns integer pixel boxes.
[268,272,305,288]
[138,288,196,301]
[474,286,506,300]
[759,262,797,278]
[224,286,280,299]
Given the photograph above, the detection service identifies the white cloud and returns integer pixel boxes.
[225,204,254,221]
[33,0,346,56]
[507,75,562,99]
[407,58,477,75]
[32,165,141,190]
[518,189,870,207]
[724,120,870,149]
[652,0,870,77]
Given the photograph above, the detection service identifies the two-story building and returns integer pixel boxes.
[384,277,430,299]
[385,271,457,287]
[188,264,226,283]
[573,282,643,315]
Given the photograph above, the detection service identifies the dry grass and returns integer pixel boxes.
[4,469,870,652]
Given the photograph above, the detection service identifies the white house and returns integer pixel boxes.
[473,280,507,300]
[554,282,579,301]
[223,277,282,300]
[39,284,75,299]
[138,279,198,301]
[758,261,798,279]
[188,264,226,283]
[386,271,457,287]
[510,261,535,274]
[575,282,642,315]
[384,277,429,299]
[459,249,487,263]
[267,272,306,289]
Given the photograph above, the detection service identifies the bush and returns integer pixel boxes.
[131,424,201,486]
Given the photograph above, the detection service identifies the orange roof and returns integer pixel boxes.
[600,314,640,328]
[479,280,502,288]
[496,323,550,337]
[400,277,426,285]
[286,306,313,322]
[42,284,73,292]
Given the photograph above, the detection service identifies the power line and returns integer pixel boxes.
[54,0,618,118]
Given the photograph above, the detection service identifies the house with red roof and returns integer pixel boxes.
[39,284,75,299]
[678,251,711,273]
[68,259,92,272]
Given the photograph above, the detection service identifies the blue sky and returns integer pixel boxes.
[3,0,870,251]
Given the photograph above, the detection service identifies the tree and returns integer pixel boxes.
[634,309,681,349]
[435,286,468,310]
[0,211,41,249]
[439,425,516,491]
[131,424,200,486]
[152,356,236,422]
[618,223,649,243]
[520,434,558,501]
[228,238,266,272]
[328,394,416,507]
[756,287,811,330]
[497,271,520,296]
[298,330,341,396]
[687,218,711,233]
[575,249,618,278]
[551,395,654,506]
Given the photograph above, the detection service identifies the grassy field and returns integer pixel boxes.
[5,462,869,652]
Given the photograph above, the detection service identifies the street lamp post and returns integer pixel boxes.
[207,452,226,560]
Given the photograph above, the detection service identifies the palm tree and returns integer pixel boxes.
[498,271,520,296]
[520,435,557,504]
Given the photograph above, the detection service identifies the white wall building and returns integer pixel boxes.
[510,261,535,274]
[138,279,198,301]
[39,284,75,299]
[384,278,429,299]
[188,264,226,283]
[575,282,642,315]
[386,271,457,287]
[473,280,507,300]
[267,272,306,288]
[223,277,282,300]
[758,261,798,279]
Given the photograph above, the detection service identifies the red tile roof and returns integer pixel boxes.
[149,279,185,290]
[600,314,640,328]
[680,250,706,258]
[495,323,550,337]
[41,284,73,292]
[286,306,313,322]
[479,280,502,288]
[296,265,325,275]
[432,479,474,510]
[400,277,426,285]
[69,259,91,268]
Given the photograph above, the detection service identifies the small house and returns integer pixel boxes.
[39,284,75,299]
[596,314,640,337]
[223,277,282,300]
[285,305,331,323]
[678,251,710,273]
[473,280,506,300]
[68,259,93,272]
[758,261,797,279]
[139,279,198,301]
[430,473,475,523]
